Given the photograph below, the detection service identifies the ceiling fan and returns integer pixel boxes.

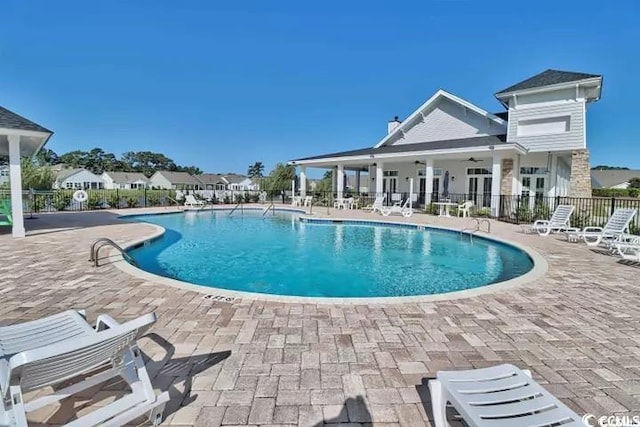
[462,157,483,163]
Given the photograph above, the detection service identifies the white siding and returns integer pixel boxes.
[58,170,105,189]
[393,98,505,146]
[149,173,173,189]
[507,101,585,152]
[101,173,116,189]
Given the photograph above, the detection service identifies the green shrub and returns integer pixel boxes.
[629,189,639,198]
[146,193,160,206]
[223,195,231,204]
[125,196,138,208]
[250,193,260,203]
[515,205,532,223]
[53,191,72,211]
[532,203,551,221]
[87,192,103,210]
[106,192,121,208]
[474,207,491,217]
[570,209,591,229]
[425,202,439,215]
[592,188,631,197]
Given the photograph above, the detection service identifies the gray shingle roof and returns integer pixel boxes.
[196,173,227,185]
[102,171,150,184]
[0,106,52,133]
[291,135,508,162]
[590,170,640,189]
[154,171,202,185]
[496,69,601,95]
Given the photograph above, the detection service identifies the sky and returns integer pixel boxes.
[2,0,639,177]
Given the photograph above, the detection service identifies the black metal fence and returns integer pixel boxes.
[299,190,640,234]
[2,188,639,234]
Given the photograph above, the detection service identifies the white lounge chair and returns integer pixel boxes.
[0,310,169,427]
[381,199,413,218]
[566,207,637,247]
[429,364,583,427]
[457,201,474,218]
[363,196,384,214]
[521,204,574,236]
[184,194,205,208]
[616,240,640,262]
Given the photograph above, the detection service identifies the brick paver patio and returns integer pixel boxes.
[1,207,639,426]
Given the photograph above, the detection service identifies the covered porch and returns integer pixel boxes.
[0,107,53,237]
[291,136,530,216]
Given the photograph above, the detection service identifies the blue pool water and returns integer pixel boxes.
[126,210,533,298]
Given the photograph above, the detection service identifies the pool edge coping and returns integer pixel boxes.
[110,208,549,305]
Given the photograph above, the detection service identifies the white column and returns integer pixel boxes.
[8,135,25,238]
[355,170,361,194]
[336,164,344,199]
[375,163,384,195]
[491,153,502,217]
[511,154,521,196]
[548,154,558,198]
[331,168,336,194]
[408,178,414,210]
[300,166,307,198]
[425,158,434,205]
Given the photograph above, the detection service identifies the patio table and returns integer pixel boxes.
[433,201,458,217]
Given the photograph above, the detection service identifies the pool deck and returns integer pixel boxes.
[1,205,640,426]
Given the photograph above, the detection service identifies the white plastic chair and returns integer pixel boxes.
[521,204,574,236]
[457,201,474,218]
[303,196,313,207]
[429,364,583,427]
[0,310,169,427]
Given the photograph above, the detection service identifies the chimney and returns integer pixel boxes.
[387,116,401,134]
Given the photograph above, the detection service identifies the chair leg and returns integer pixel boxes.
[428,379,449,427]
[10,385,28,427]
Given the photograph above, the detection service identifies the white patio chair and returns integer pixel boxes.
[566,208,637,247]
[520,204,574,236]
[363,196,384,214]
[303,196,313,207]
[0,310,169,427]
[457,201,474,218]
[184,194,205,208]
[381,199,412,218]
[429,364,583,427]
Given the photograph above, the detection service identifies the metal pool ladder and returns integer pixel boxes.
[263,202,275,216]
[460,218,491,242]
[89,238,137,267]
[229,201,244,216]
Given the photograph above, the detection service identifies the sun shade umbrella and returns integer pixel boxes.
[442,171,449,198]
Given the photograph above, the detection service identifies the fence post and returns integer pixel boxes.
[116,188,119,209]
[610,197,616,217]
[516,195,521,225]
[144,188,147,208]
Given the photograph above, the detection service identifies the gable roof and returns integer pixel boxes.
[102,171,150,184]
[224,174,250,184]
[55,168,102,182]
[374,89,506,148]
[0,106,53,134]
[153,171,202,185]
[590,169,640,188]
[496,69,601,95]
[197,173,227,185]
[292,134,512,162]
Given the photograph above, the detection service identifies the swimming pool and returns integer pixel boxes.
[125,210,534,298]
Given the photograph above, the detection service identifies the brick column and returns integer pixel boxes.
[569,149,592,198]
[500,158,514,196]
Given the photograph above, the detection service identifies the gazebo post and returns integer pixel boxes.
[8,134,25,238]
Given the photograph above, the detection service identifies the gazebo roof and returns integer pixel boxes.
[0,105,53,157]
[0,106,52,134]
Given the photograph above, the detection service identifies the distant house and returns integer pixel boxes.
[195,173,259,191]
[53,167,105,190]
[196,173,228,190]
[591,170,640,189]
[101,171,150,189]
[149,171,202,190]
[0,165,8,186]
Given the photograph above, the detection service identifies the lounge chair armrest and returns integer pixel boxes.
[96,314,120,331]
[533,220,550,226]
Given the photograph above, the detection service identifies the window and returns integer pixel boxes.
[520,167,548,175]
[466,168,492,175]
[517,116,570,137]
[66,182,73,189]
[418,168,443,177]
[0,170,7,177]
[383,171,398,177]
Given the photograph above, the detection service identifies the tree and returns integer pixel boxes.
[21,158,55,190]
[247,162,265,178]
[263,163,297,197]
[591,165,630,170]
[34,148,59,166]
[314,170,333,194]
[629,177,640,189]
